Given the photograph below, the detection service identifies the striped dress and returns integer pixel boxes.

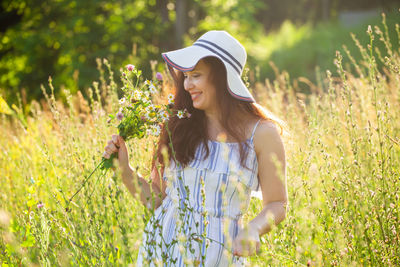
[137,120,261,266]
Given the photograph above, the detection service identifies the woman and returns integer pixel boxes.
[103,31,287,266]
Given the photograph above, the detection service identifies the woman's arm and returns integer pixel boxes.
[103,134,167,210]
[249,121,287,234]
[120,164,166,210]
[233,121,287,256]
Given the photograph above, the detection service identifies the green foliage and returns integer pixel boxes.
[2,0,398,106]
[189,0,267,74]
[195,0,266,41]
[1,16,400,265]
[0,0,170,103]
[252,11,400,86]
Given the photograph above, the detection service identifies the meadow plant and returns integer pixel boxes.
[0,13,399,266]
[69,63,182,202]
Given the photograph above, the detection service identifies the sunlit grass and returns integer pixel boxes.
[1,15,399,266]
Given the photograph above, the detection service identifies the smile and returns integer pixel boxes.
[190,92,202,101]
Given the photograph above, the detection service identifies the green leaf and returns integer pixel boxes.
[100,154,117,170]
[21,234,36,248]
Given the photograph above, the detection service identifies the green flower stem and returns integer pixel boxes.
[68,157,107,203]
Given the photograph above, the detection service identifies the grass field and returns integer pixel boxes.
[1,17,399,266]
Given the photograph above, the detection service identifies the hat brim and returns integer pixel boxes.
[162,46,255,102]
[225,64,255,102]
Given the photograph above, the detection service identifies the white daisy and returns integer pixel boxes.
[149,84,157,94]
[119,97,126,105]
[148,104,155,112]
[152,125,161,136]
[145,110,152,120]
[167,94,174,104]
[159,110,169,121]
[177,110,185,119]
[133,90,142,100]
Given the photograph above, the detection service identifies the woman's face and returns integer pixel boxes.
[183,59,218,113]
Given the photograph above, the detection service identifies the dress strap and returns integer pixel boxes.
[250,119,262,142]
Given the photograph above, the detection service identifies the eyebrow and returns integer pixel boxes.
[185,70,201,74]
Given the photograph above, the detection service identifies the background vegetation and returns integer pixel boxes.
[1,10,399,265]
[1,0,399,105]
[1,0,400,265]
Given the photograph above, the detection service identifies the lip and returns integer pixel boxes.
[190,92,202,101]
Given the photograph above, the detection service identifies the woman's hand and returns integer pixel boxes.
[103,134,130,170]
[232,226,261,257]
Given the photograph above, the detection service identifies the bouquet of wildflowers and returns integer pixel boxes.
[69,63,190,202]
[100,64,171,169]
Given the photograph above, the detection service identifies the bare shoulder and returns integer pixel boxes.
[253,120,284,155]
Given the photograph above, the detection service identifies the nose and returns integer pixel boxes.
[184,75,193,91]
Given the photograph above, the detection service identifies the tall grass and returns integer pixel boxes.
[1,15,399,266]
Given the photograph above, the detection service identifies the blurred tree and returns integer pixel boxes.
[0,0,271,104]
[254,0,399,30]
[195,0,266,41]
[337,0,398,11]
[175,0,186,47]
[1,0,399,104]
[0,0,174,103]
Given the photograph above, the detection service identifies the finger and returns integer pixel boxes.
[233,241,243,256]
[232,241,238,255]
[106,143,118,153]
[242,241,256,256]
[246,241,260,256]
[249,241,259,255]
[242,244,250,257]
[105,147,114,155]
[112,134,120,148]
[240,239,250,256]
[104,146,116,157]
[249,242,257,255]
[103,151,110,159]
[106,141,113,151]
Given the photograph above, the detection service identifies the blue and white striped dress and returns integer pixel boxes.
[137,120,261,266]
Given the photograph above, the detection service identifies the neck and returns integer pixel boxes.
[205,108,256,141]
[204,106,221,125]
[205,109,224,140]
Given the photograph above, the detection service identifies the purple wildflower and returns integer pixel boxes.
[37,203,44,209]
[156,72,163,81]
[184,108,191,118]
[116,111,124,121]
[126,64,135,71]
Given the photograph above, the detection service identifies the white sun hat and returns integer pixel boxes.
[161,30,255,102]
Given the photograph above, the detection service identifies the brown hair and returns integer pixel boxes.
[156,56,284,168]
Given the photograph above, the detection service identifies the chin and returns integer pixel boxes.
[192,101,205,110]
